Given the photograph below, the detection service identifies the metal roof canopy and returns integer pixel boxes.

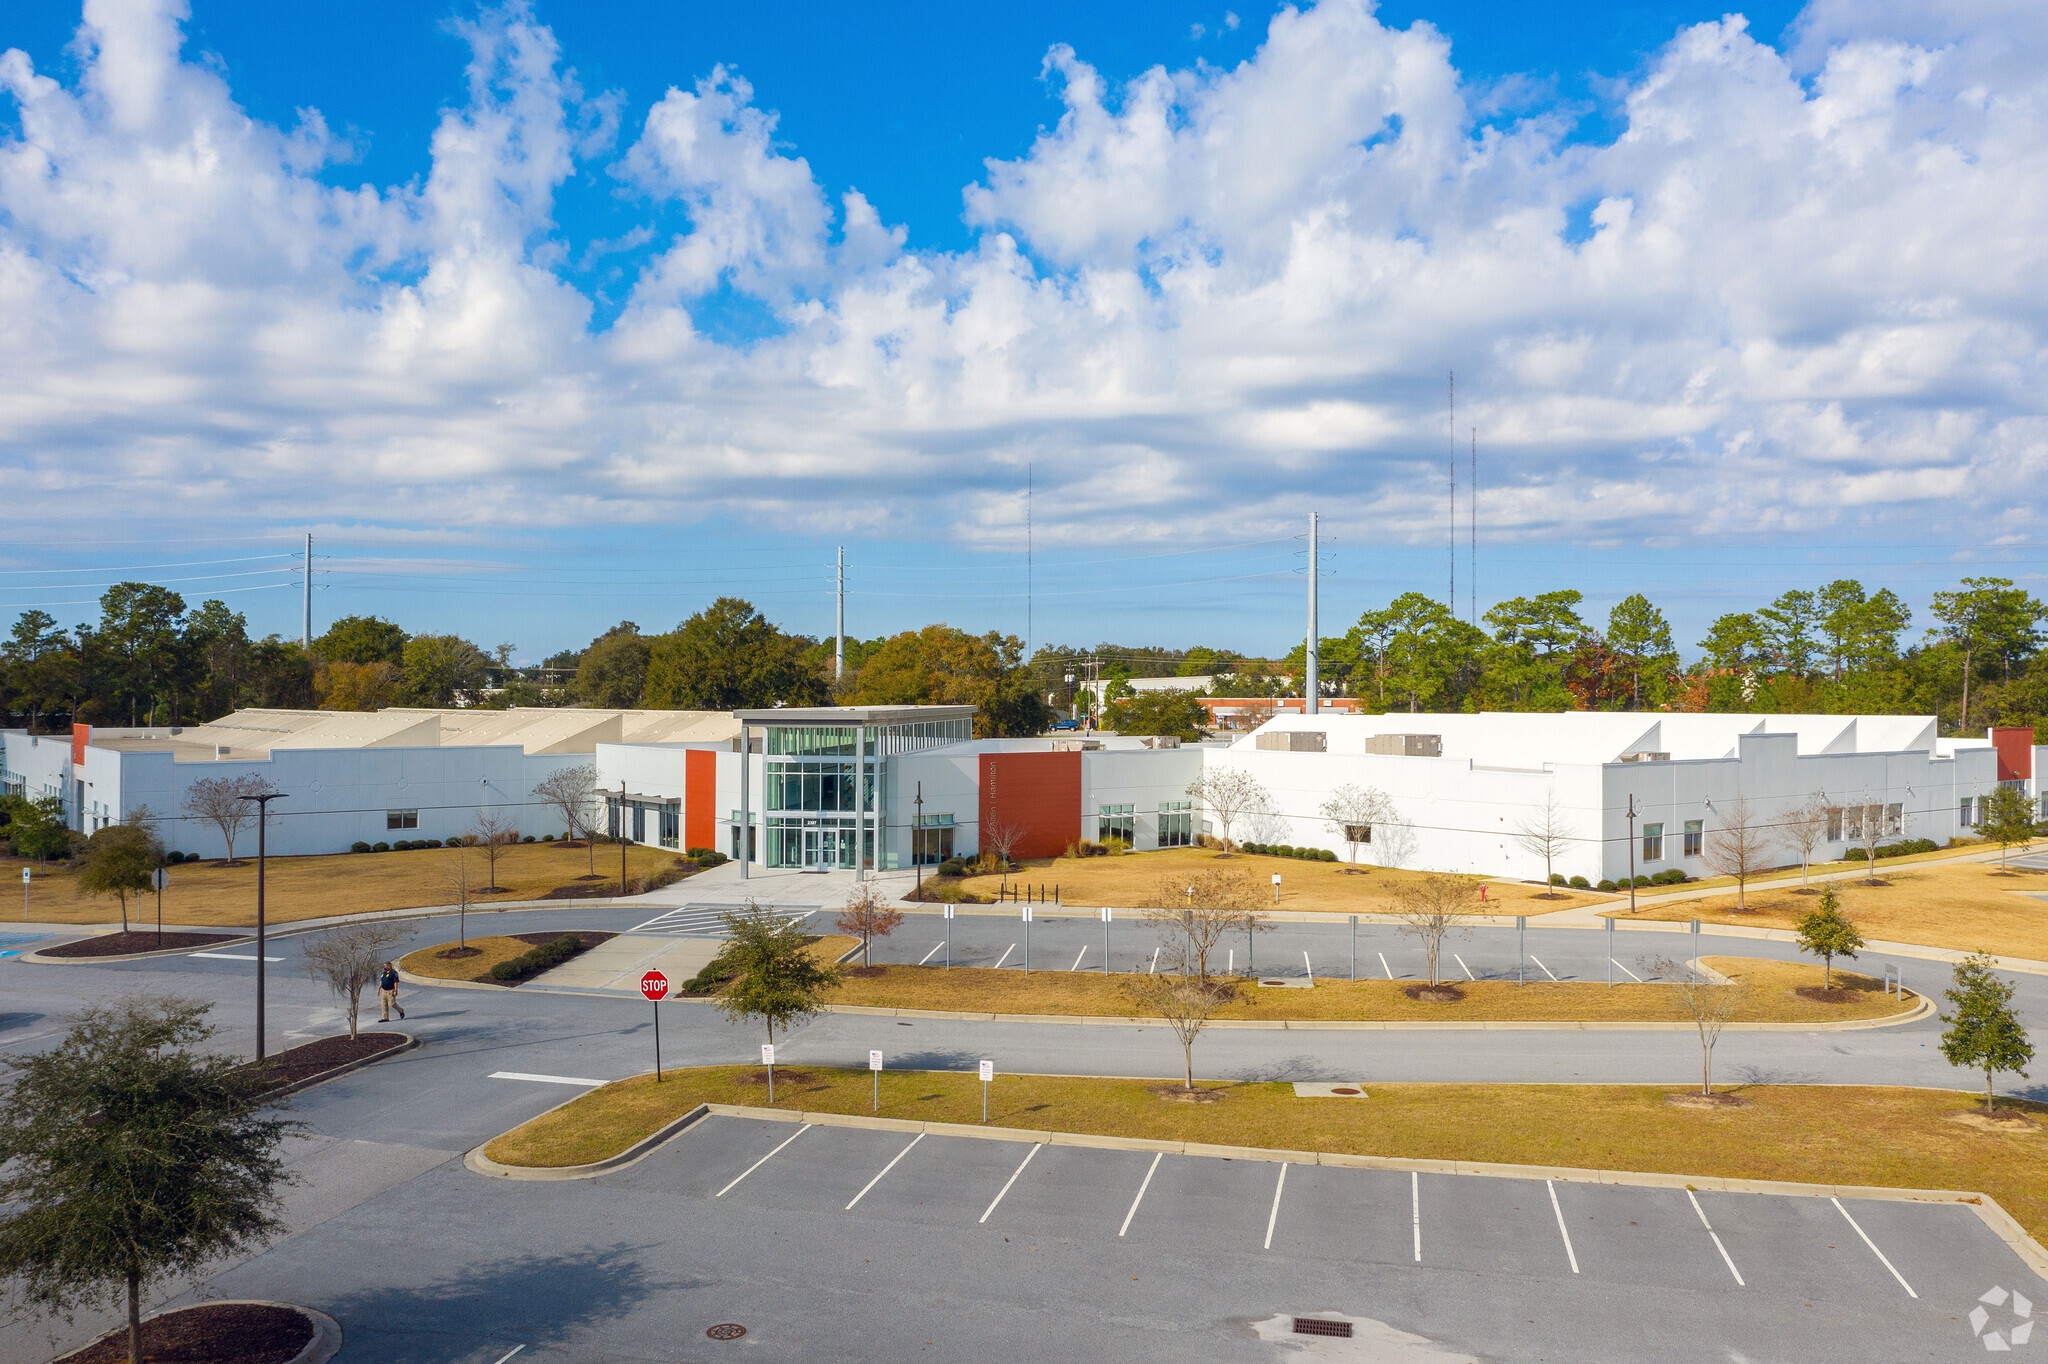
[730,705,976,726]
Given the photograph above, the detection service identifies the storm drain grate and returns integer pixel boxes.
[706,1323,747,1341]
[1293,1318,1354,1339]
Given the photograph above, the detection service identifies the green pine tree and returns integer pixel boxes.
[1940,953,2034,1110]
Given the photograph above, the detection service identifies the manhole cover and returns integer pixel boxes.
[1330,1087,1361,1095]
[706,1323,747,1341]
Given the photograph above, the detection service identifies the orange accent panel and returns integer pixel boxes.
[685,749,716,851]
[1991,726,2034,782]
[71,723,89,765]
[979,752,1081,860]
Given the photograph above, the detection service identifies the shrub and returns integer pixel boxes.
[522,834,536,844]
[1633,874,1651,887]
[1658,868,1687,885]
[350,841,372,854]
[1102,836,1130,855]
[162,850,182,865]
[488,933,587,983]
[541,833,554,842]
[683,960,732,994]
[1568,875,1590,889]
[1596,879,1616,892]
[372,841,390,853]
[1549,873,1567,886]
[936,858,966,878]
[1318,849,1337,862]
[1842,838,1938,862]
[425,839,443,849]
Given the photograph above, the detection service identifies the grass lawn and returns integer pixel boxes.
[816,955,1913,1023]
[2,841,687,928]
[1611,857,2048,961]
[482,1066,2048,1245]
[955,846,1599,917]
[399,935,545,983]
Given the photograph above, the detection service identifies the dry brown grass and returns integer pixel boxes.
[2,841,684,928]
[1613,857,2048,960]
[481,1066,2048,1245]
[956,846,1597,917]
[815,955,1913,1023]
[397,935,534,982]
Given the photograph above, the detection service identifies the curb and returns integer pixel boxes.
[468,1092,2048,1279]
[63,1301,341,1364]
[260,1032,420,1100]
[466,1100,711,1182]
[20,933,255,965]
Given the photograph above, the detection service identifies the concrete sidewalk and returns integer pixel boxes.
[528,933,725,993]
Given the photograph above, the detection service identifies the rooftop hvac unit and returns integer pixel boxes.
[1364,733,1441,758]
[214,745,232,760]
[1139,736,1181,749]
[1051,738,1104,752]
[1620,751,1671,763]
[1257,730,1328,753]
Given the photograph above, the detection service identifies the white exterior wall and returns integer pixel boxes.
[0,732,75,818]
[1079,747,1207,849]
[79,743,586,858]
[887,749,983,864]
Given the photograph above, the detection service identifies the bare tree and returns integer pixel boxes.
[1513,792,1580,895]
[1699,795,1778,912]
[1654,956,1750,1095]
[1391,873,1477,986]
[532,763,601,875]
[469,807,521,893]
[1146,869,1263,981]
[1842,794,1892,884]
[978,815,1025,885]
[302,921,411,1038]
[1124,957,1226,1093]
[1185,767,1269,856]
[181,772,274,865]
[835,880,905,967]
[1373,816,1419,870]
[1778,792,1830,892]
[1320,784,1392,874]
[440,839,476,950]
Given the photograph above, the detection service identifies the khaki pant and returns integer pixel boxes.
[378,986,399,1019]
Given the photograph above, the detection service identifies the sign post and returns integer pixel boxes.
[1690,919,1701,983]
[1271,871,1282,905]
[1349,914,1357,981]
[640,970,671,1081]
[152,867,168,948]
[869,1048,883,1112]
[978,1058,993,1124]
[943,902,953,969]
[1517,916,1526,986]
[21,866,29,921]
[1100,907,1111,975]
[1606,917,1614,988]
[762,1043,776,1105]
[1022,903,1032,974]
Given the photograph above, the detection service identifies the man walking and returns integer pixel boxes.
[378,962,405,1021]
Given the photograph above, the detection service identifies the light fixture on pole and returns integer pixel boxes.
[235,790,287,1063]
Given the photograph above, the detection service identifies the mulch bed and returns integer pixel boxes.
[1404,984,1467,1003]
[1148,1084,1226,1103]
[510,930,614,950]
[248,1031,408,1093]
[1793,985,1871,1003]
[55,1302,312,1364]
[1666,1091,1749,1110]
[39,930,246,958]
[539,882,621,900]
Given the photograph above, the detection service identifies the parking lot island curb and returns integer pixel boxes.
[262,1032,420,1100]
[64,1302,341,1364]
[463,1087,2048,1278]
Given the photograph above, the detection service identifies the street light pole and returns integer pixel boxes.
[236,791,286,1063]
[619,781,629,896]
[914,782,924,898]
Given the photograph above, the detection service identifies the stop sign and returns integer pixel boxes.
[640,969,671,1002]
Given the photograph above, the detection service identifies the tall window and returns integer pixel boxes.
[1960,797,1976,827]
[1642,822,1664,862]
[660,803,679,849]
[1098,804,1135,844]
[1884,803,1903,837]
[914,815,955,865]
[1826,807,1842,841]
[1159,801,1193,848]
[1683,819,1703,858]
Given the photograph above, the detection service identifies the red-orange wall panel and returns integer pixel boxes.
[1991,726,2034,782]
[685,749,716,851]
[979,752,1080,860]
[71,723,89,765]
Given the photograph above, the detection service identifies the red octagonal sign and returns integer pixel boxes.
[640,969,671,1002]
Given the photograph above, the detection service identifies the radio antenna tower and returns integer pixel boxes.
[1447,371,1455,609]
[1470,427,1477,624]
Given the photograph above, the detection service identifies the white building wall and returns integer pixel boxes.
[1080,748,1204,850]
[0,732,75,818]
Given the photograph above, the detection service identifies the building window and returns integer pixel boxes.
[1642,822,1664,862]
[913,815,955,865]
[1826,807,1842,841]
[1843,807,1864,842]
[1159,801,1193,849]
[729,816,756,862]
[1960,797,1976,828]
[1098,804,1135,845]
[1683,819,1703,858]
[1885,803,1903,837]
[386,809,418,830]
[660,804,679,849]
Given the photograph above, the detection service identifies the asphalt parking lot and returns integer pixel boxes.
[190,1112,2043,1363]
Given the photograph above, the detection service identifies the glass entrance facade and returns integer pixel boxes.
[741,711,972,871]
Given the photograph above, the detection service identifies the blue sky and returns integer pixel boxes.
[1,0,2042,665]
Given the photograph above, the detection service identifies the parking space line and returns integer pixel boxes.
[1120,1152,1164,1237]
[1612,957,1644,983]
[846,1133,925,1209]
[918,941,944,965]
[1832,1198,1917,1297]
[1379,952,1395,980]
[489,1071,605,1087]
[1411,1171,1421,1261]
[1071,946,1088,971]
[1530,955,1559,982]
[1263,1164,1289,1249]
[1149,947,1161,973]
[1303,952,1314,983]
[489,1346,526,1364]
[979,1143,1042,1224]
[1546,1181,1580,1273]
[1453,953,1476,981]
[715,1124,811,1197]
[1686,1189,1745,1286]
[189,951,283,962]
[993,943,1016,970]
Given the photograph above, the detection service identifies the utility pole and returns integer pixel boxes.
[1305,511,1320,715]
[1447,370,1455,609]
[301,533,312,650]
[236,790,287,1062]
[835,546,845,682]
[1025,464,1033,660]
[1470,428,1477,625]
[619,780,629,896]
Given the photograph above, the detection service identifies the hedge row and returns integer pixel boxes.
[1594,869,1691,892]
[1840,838,1939,861]
[1240,842,1340,862]
[489,933,588,983]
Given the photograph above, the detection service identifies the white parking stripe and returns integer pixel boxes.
[1530,955,1560,982]
[189,952,283,962]
[918,941,944,965]
[489,1071,605,1087]
[1379,952,1395,980]
[993,943,1016,970]
[1071,946,1088,971]
[1149,947,1161,974]
[1411,1171,1422,1261]
[1833,1198,1917,1297]
[716,1124,810,1197]
[489,1346,526,1364]
[1264,1164,1289,1250]
[1120,1152,1164,1237]
[1303,952,1313,984]
[1453,953,1476,981]
[1547,1181,1580,1273]
[1612,957,1645,983]
[979,1143,1042,1224]
[846,1133,925,1209]
[1687,1188,1745,1286]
